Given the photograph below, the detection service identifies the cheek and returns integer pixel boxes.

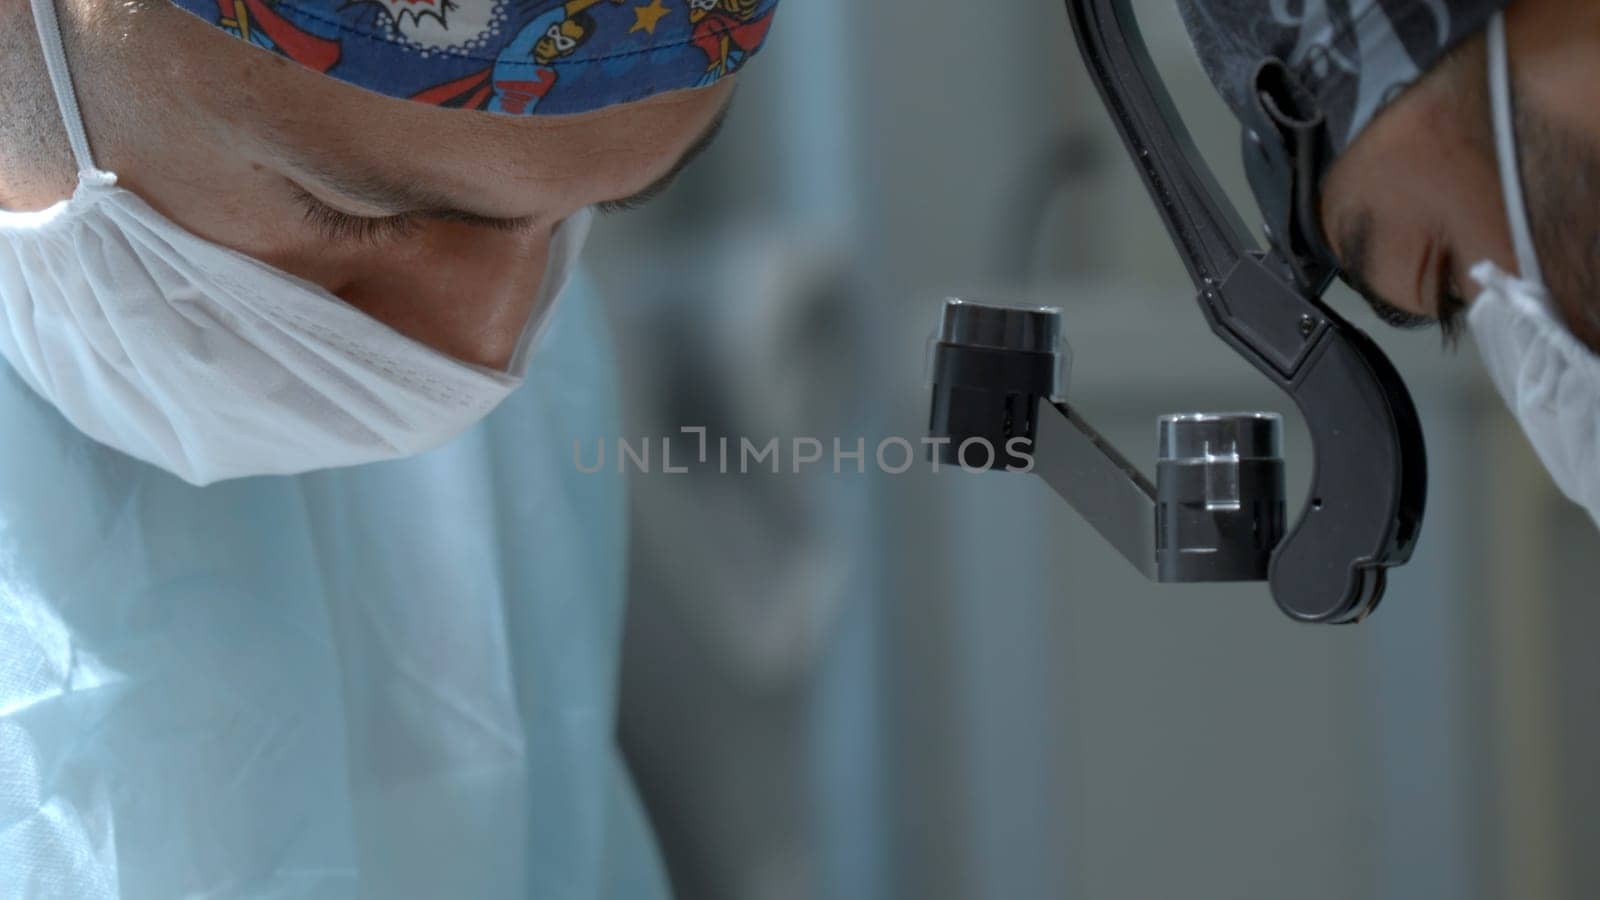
[1327,164,1438,313]
[327,226,556,369]
[1435,158,1516,282]
[1325,132,1512,315]
[1389,166,1508,309]
[106,127,321,263]
[110,148,398,298]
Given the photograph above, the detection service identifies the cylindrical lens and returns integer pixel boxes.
[939,300,1063,356]
[1155,412,1286,582]
[928,300,1065,470]
[1158,412,1282,463]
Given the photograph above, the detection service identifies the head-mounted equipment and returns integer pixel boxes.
[928,0,1432,624]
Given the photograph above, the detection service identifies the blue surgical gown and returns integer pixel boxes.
[0,274,669,898]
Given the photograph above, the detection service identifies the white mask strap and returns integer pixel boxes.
[1487,11,1544,286]
[28,0,108,182]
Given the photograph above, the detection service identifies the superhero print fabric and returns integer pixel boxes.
[169,0,780,116]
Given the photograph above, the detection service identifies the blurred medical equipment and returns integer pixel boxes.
[928,0,1429,624]
[607,222,868,900]
[592,0,881,891]
[624,228,862,684]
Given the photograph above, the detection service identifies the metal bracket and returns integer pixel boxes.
[925,1,1432,623]
[1058,0,1427,622]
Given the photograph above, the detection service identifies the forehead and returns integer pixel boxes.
[176,11,734,210]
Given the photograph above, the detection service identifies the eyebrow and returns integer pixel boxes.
[278,92,736,231]
[597,94,734,215]
[1335,209,1433,330]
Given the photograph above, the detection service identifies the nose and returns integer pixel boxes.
[328,222,555,371]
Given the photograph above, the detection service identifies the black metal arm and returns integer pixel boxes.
[1061,0,1427,622]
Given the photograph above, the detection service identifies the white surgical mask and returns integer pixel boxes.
[0,0,591,486]
[1467,12,1600,523]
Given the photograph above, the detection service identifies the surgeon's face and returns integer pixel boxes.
[1319,0,1600,351]
[0,0,733,370]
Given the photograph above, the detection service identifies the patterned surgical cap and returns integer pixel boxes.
[1179,0,1507,160]
[168,0,780,116]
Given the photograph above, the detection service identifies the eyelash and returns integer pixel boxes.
[1434,250,1468,350]
[596,178,671,216]
[596,196,644,216]
[290,186,423,245]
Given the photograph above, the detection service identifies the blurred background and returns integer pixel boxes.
[582,1,1600,898]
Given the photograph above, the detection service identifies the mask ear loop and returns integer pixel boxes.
[1487,12,1544,286]
[28,0,116,187]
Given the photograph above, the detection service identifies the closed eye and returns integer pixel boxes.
[597,93,734,216]
[290,184,423,246]
[1337,209,1467,351]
